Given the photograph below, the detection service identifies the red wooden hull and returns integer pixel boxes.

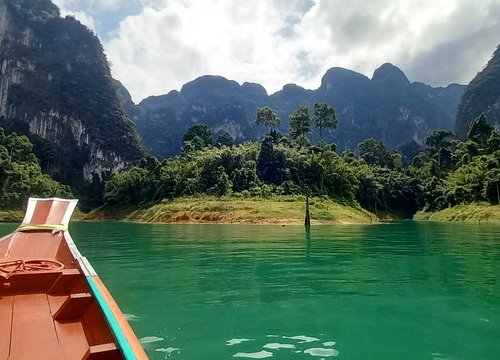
[0,198,148,359]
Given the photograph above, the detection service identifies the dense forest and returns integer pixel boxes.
[103,104,500,218]
[0,128,71,209]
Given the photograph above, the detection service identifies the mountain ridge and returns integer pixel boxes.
[117,64,465,158]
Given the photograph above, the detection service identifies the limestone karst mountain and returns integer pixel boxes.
[455,44,500,139]
[0,0,144,207]
[119,64,464,158]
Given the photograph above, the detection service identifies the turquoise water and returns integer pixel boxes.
[1,221,499,359]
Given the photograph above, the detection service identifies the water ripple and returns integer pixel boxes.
[58,222,500,360]
[233,350,273,358]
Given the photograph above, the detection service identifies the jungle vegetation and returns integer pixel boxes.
[0,128,71,209]
[103,105,500,218]
[1,103,497,217]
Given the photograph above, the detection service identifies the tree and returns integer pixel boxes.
[5,133,37,163]
[215,131,234,148]
[487,131,500,153]
[139,155,160,172]
[181,124,215,153]
[482,168,500,205]
[442,156,488,206]
[104,167,149,205]
[312,102,338,140]
[290,105,311,149]
[426,130,453,153]
[232,161,258,192]
[452,140,479,167]
[397,140,423,167]
[208,166,232,196]
[354,164,382,211]
[257,136,287,185]
[468,113,494,149]
[255,107,281,134]
[0,128,71,209]
[425,130,454,172]
[358,138,393,168]
[0,145,12,197]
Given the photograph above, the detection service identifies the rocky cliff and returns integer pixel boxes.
[455,44,500,139]
[0,0,144,207]
[122,64,465,158]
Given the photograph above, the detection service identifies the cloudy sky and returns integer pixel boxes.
[52,0,500,103]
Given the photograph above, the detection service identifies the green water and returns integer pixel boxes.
[1,222,499,359]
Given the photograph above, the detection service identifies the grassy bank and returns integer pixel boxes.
[414,202,500,222]
[0,210,24,222]
[0,208,86,223]
[85,196,377,225]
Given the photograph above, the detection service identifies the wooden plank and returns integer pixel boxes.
[10,294,63,360]
[49,268,82,295]
[7,232,63,259]
[48,295,67,315]
[54,321,89,360]
[0,296,14,360]
[53,293,92,320]
[6,271,61,294]
[82,302,114,346]
[83,343,121,360]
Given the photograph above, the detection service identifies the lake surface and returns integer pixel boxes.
[1,221,499,359]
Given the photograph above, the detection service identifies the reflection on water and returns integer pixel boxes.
[2,221,498,359]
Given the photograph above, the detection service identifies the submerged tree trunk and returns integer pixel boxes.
[305,195,311,227]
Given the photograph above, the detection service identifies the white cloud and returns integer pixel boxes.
[294,0,500,85]
[53,0,129,12]
[105,0,306,102]
[102,0,500,103]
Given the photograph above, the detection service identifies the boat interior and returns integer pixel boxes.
[0,199,124,360]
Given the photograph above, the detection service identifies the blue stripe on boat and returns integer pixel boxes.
[86,276,137,359]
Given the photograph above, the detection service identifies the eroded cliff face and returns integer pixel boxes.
[0,0,143,207]
[455,44,500,139]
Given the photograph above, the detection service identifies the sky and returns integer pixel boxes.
[52,0,500,104]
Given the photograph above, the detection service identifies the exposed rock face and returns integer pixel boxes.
[313,65,465,150]
[0,0,143,207]
[455,44,500,139]
[122,76,269,158]
[121,64,464,158]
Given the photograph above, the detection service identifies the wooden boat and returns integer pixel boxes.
[0,197,148,360]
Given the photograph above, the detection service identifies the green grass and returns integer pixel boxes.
[0,210,24,222]
[414,202,500,222]
[0,207,86,223]
[85,196,376,225]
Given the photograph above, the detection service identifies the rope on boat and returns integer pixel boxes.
[0,259,65,277]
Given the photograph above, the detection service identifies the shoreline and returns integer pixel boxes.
[79,217,383,226]
[83,196,381,225]
[4,199,498,225]
[414,202,500,222]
